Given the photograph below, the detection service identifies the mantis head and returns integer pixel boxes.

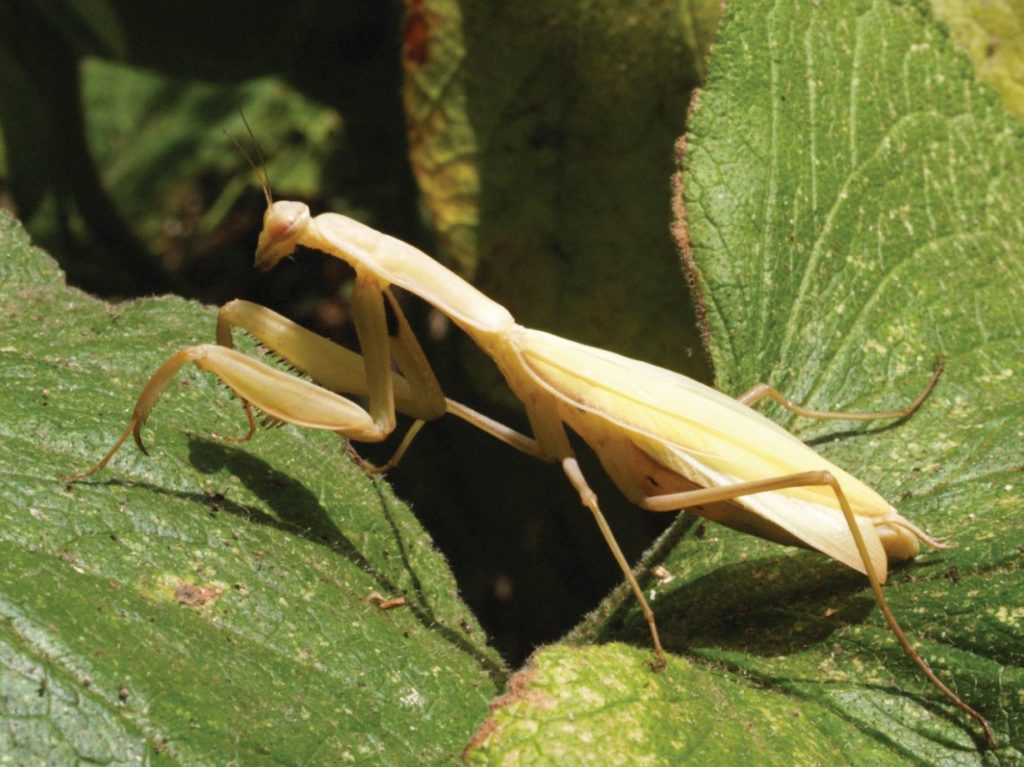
[255,200,312,271]
[224,115,302,271]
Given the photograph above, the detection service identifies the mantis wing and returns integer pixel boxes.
[516,329,911,580]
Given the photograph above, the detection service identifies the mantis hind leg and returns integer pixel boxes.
[738,355,943,420]
[641,470,995,746]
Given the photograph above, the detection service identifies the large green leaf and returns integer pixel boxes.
[0,212,504,764]
[467,0,1023,763]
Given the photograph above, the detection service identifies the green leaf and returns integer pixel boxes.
[0,211,504,764]
[930,0,1024,120]
[465,644,915,766]
[402,0,719,377]
[469,0,1023,762]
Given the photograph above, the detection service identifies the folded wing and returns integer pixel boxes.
[517,328,904,579]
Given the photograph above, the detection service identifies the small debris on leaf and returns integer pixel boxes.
[368,591,407,610]
[651,565,674,584]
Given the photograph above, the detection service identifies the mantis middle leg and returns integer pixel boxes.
[562,456,667,669]
[737,356,943,420]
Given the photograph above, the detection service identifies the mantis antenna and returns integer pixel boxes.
[224,110,273,207]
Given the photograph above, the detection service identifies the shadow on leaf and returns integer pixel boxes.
[78,435,507,686]
[603,550,876,657]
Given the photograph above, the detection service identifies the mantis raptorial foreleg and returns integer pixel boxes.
[67,294,541,482]
[216,299,545,471]
[65,343,384,481]
[67,283,448,481]
[216,299,442,420]
[217,295,437,470]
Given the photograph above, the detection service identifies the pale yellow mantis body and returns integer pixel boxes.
[70,197,995,745]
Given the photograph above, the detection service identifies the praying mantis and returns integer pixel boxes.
[68,173,995,746]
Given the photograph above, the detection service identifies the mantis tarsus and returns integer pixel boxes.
[69,180,995,746]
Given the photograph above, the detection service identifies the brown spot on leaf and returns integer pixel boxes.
[463,667,553,758]
[672,132,712,361]
[175,581,224,607]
